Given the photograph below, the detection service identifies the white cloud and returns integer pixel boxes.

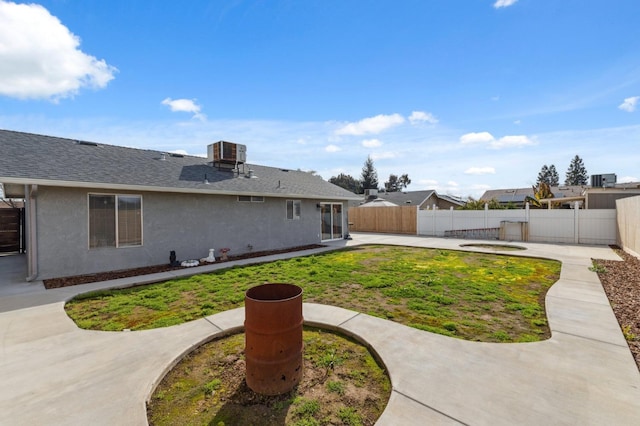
[493,0,518,8]
[161,98,206,121]
[465,167,496,175]
[618,96,639,112]
[409,111,438,125]
[362,138,382,148]
[335,113,404,136]
[460,131,495,145]
[491,135,535,149]
[325,144,341,152]
[460,132,534,149]
[0,1,116,100]
[514,120,522,125]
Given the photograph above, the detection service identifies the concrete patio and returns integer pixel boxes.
[0,234,639,425]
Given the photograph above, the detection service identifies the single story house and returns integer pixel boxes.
[480,186,587,208]
[359,189,464,209]
[0,129,360,281]
[584,183,640,209]
[481,184,640,209]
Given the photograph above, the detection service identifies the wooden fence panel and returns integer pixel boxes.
[348,206,417,234]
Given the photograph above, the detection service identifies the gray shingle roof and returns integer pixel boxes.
[481,186,587,203]
[359,190,465,207]
[374,190,435,206]
[0,129,360,200]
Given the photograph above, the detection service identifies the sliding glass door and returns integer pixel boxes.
[321,203,343,241]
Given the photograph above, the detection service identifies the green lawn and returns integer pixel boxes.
[65,245,561,342]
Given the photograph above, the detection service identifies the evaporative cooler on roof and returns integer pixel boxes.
[208,141,247,170]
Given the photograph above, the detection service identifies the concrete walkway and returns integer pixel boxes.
[1,234,639,425]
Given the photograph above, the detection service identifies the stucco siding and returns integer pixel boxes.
[36,186,335,279]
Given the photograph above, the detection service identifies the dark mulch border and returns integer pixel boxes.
[43,244,325,289]
[593,246,640,371]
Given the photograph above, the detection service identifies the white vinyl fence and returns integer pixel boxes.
[417,205,617,245]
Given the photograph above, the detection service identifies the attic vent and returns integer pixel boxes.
[169,153,184,158]
[281,169,290,172]
[76,140,98,146]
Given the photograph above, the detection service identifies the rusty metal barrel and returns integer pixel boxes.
[244,283,304,395]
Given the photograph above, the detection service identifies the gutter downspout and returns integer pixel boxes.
[26,184,38,282]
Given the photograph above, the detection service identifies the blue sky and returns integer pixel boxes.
[1,0,639,198]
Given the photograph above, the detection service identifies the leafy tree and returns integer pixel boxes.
[565,155,588,185]
[360,156,379,192]
[329,173,361,193]
[399,173,411,190]
[536,164,559,186]
[525,182,558,208]
[384,173,411,192]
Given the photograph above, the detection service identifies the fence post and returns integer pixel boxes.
[574,201,580,244]
[432,204,436,236]
[484,203,488,229]
[450,206,454,232]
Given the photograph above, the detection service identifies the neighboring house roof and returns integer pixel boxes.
[0,129,360,201]
[358,198,399,207]
[434,193,466,206]
[480,186,587,204]
[360,190,465,207]
[372,190,435,206]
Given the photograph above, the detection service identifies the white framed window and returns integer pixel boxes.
[286,199,301,220]
[238,195,265,202]
[89,194,142,248]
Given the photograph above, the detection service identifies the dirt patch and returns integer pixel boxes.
[43,244,325,289]
[593,247,640,371]
[147,328,390,425]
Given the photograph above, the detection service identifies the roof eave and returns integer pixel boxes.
[0,177,361,201]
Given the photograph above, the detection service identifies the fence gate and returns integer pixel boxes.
[0,208,24,253]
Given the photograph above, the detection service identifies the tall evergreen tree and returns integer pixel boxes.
[360,156,379,192]
[547,165,559,186]
[329,173,361,193]
[565,155,588,185]
[537,164,559,186]
[536,165,549,185]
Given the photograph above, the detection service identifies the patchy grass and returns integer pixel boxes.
[146,328,390,425]
[65,245,561,342]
